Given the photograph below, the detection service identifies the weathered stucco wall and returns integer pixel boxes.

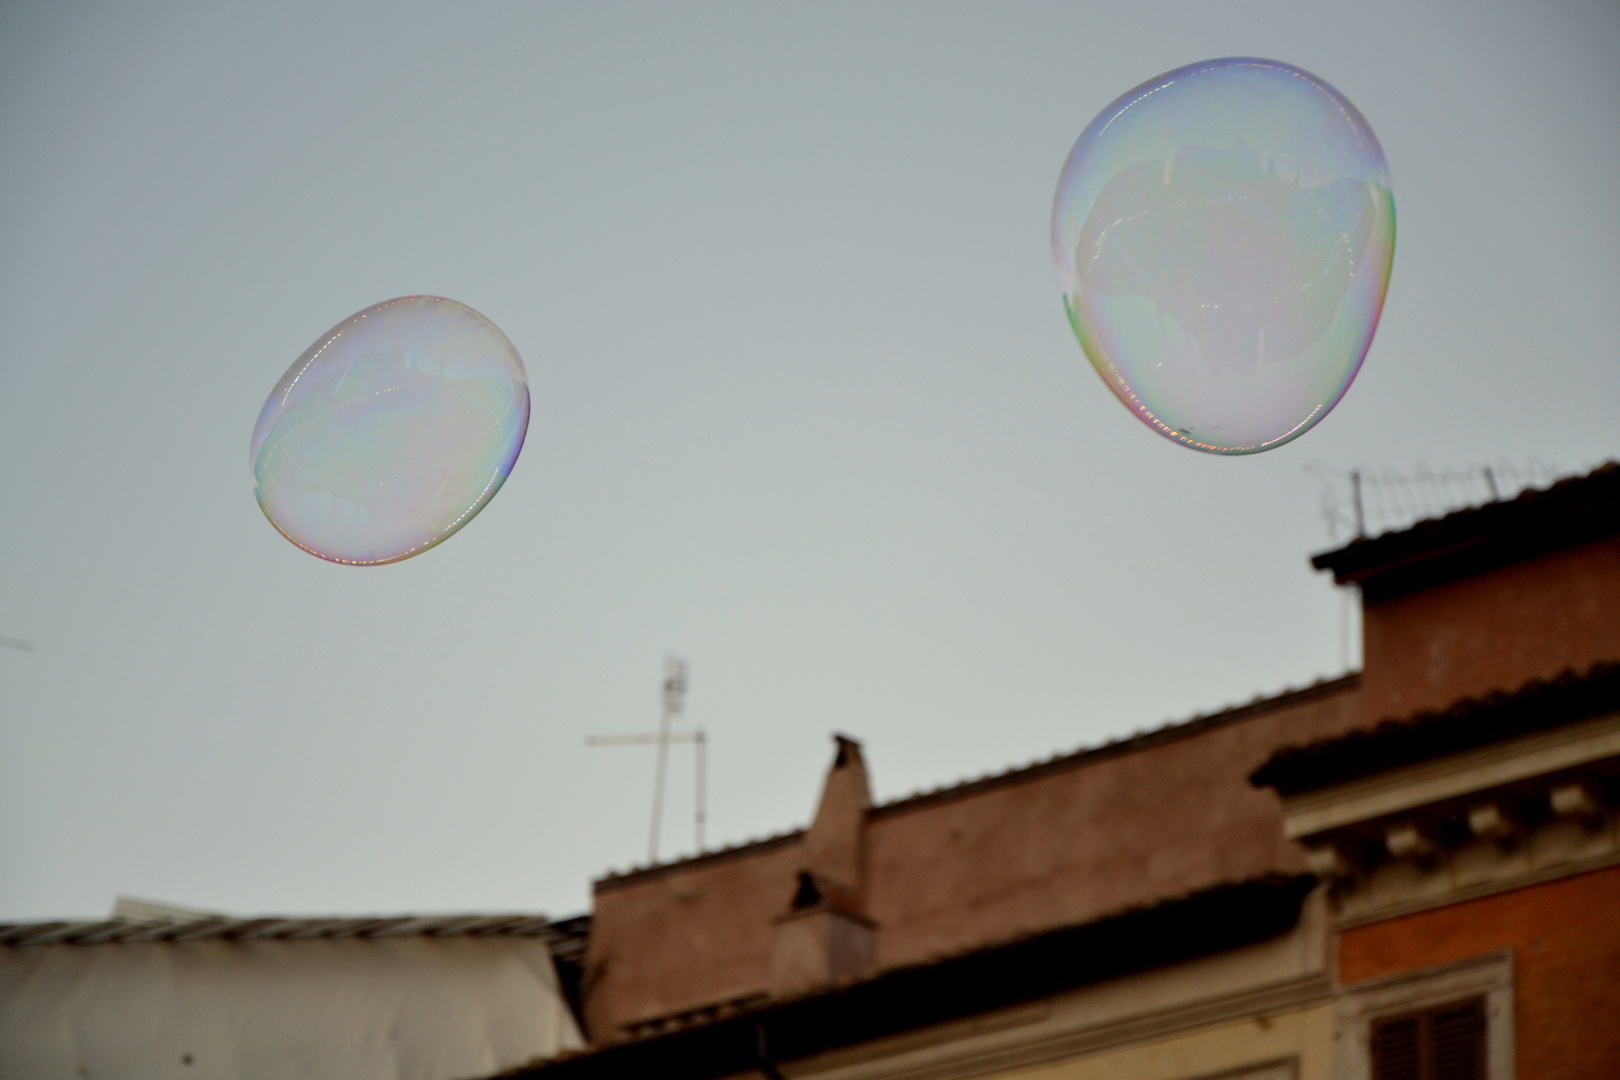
[586,835,804,1038]
[1359,536,1620,721]
[864,684,1362,972]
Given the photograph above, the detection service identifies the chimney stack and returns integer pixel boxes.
[770,735,878,997]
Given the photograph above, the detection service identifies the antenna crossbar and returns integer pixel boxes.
[586,733,702,746]
[586,657,706,860]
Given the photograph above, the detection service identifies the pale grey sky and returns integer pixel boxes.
[2,2,1616,922]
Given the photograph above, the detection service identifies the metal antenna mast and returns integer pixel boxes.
[648,656,686,862]
[585,656,706,862]
[585,729,706,855]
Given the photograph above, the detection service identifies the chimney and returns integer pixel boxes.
[769,735,878,998]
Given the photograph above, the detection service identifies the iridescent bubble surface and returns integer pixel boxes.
[1051,58,1395,454]
[251,296,530,565]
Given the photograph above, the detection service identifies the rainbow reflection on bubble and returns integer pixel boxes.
[1051,58,1395,454]
[250,296,530,565]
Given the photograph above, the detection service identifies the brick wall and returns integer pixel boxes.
[1338,865,1620,1080]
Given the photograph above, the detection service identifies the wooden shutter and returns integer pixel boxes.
[1371,998,1485,1080]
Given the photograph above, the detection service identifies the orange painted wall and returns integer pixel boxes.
[1338,865,1620,1080]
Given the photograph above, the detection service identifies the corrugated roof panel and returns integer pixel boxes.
[0,913,583,948]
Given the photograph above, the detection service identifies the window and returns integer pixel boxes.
[1371,998,1486,1080]
[1335,952,1512,1080]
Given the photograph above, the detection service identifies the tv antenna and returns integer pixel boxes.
[586,656,706,863]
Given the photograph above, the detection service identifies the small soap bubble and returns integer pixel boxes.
[250,296,530,565]
[1051,58,1395,454]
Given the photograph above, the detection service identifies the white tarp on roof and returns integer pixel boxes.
[0,930,584,1080]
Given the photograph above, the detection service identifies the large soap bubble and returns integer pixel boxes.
[1052,58,1395,454]
[251,296,530,565]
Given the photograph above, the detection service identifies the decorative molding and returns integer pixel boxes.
[1281,711,1620,840]
[1334,951,1514,1080]
[1335,849,1620,929]
[1384,823,1438,862]
[1550,781,1602,820]
[1467,803,1518,846]
[1187,1061,1296,1080]
[1273,704,1620,925]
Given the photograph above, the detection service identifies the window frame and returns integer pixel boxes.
[1334,951,1514,1080]
[1369,996,1487,1080]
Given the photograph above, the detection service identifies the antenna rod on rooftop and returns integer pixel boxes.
[585,658,707,863]
[694,728,706,851]
[648,656,688,863]
[586,725,706,854]
[1350,469,1366,538]
[584,727,707,853]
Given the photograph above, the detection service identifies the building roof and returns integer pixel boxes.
[1251,661,1620,797]
[583,669,1362,1039]
[595,673,1359,891]
[1310,461,1620,602]
[0,912,585,949]
[502,874,1315,1080]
